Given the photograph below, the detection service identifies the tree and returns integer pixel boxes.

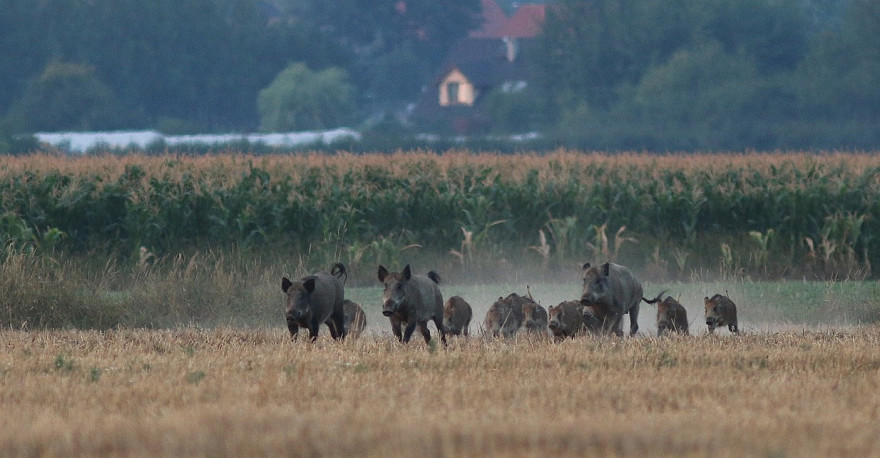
[531,0,814,149]
[482,85,547,133]
[257,63,356,131]
[0,0,50,113]
[797,0,880,118]
[701,0,808,74]
[624,42,776,149]
[6,62,126,132]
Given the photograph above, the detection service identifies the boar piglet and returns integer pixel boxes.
[443,296,473,337]
[343,299,367,338]
[548,300,600,340]
[704,294,739,335]
[656,295,689,336]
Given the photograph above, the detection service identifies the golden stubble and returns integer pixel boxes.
[0,327,878,456]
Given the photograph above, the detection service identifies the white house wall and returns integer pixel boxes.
[439,69,476,106]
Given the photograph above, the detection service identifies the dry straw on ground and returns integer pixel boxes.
[0,327,878,456]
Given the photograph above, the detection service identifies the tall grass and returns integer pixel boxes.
[0,248,292,329]
[0,328,878,456]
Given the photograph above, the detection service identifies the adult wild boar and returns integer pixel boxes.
[656,295,689,336]
[442,296,473,337]
[520,301,549,337]
[483,293,531,338]
[704,294,739,334]
[343,299,367,338]
[548,300,601,340]
[378,265,446,345]
[580,262,663,336]
[281,263,347,341]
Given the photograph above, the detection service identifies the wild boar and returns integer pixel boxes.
[704,294,739,334]
[580,262,663,336]
[281,263,347,342]
[548,300,600,340]
[656,295,689,336]
[483,293,531,338]
[378,265,446,345]
[520,301,549,337]
[442,296,473,337]
[343,299,367,338]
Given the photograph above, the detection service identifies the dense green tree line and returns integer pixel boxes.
[1,0,878,150]
[530,0,878,150]
[0,0,478,135]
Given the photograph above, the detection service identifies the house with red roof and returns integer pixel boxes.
[413,0,545,133]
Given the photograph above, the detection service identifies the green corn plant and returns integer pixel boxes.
[449,220,506,268]
[585,223,636,263]
[527,229,550,268]
[748,229,775,272]
[544,216,579,261]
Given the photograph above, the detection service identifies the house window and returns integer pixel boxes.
[447,82,460,105]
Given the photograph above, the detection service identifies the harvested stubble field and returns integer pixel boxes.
[1,327,879,457]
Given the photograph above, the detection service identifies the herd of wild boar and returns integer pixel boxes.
[280,261,739,344]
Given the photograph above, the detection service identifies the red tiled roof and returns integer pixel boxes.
[469,0,508,38]
[498,4,545,38]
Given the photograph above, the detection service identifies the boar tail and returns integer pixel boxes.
[427,271,441,284]
[331,263,348,284]
[642,290,667,305]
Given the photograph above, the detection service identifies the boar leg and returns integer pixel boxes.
[325,309,345,340]
[390,316,403,342]
[729,322,739,333]
[325,318,340,340]
[418,322,432,344]
[628,303,640,336]
[331,309,347,340]
[287,319,300,341]
[608,313,624,337]
[402,321,418,343]
[307,321,321,342]
[433,316,447,345]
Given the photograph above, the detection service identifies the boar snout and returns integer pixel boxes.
[382,300,397,316]
[288,306,308,321]
[580,293,596,305]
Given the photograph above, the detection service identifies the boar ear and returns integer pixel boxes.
[402,264,412,280]
[282,277,293,293]
[303,277,316,293]
[704,296,709,302]
[378,265,388,282]
[582,262,591,271]
[602,262,610,276]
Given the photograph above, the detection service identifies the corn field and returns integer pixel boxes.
[1,151,878,281]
